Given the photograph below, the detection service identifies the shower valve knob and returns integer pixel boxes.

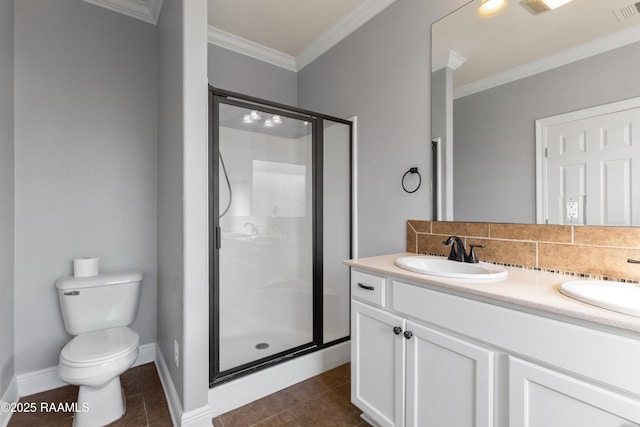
[393,326,402,335]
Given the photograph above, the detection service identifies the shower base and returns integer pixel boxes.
[219,328,312,372]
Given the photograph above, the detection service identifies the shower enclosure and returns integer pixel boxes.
[209,87,352,385]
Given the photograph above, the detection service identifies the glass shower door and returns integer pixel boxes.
[215,101,314,374]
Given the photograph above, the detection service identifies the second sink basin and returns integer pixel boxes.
[395,255,508,281]
[559,280,640,317]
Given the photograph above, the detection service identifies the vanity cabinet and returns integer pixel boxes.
[351,275,494,427]
[350,266,640,427]
[404,318,493,427]
[509,357,640,426]
[351,300,405,427]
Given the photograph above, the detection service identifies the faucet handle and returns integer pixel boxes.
[466,244,485,264]
[443,237,458,261]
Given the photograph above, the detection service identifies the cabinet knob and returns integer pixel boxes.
[403,331,413,340]
[393,326,402,335]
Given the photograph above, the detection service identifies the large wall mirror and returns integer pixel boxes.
[432,0,640,225]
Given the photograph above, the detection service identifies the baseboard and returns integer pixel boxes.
[0,376,19,427]
[154,346,214,427]
[16,366,66,398]
[154,345,182,427]
[15,342,156,398]
[181,403,215,427]
[135,342,156,366]
[208,340,351,417]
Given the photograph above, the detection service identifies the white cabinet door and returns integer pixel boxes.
[351,300,406,427]
[405,320,494,427]
[509,356,640,427]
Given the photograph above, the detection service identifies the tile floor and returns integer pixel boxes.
[212,363,370,427]
[7,362,367,427]
[7,362,172,427]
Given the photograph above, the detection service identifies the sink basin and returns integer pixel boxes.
[559,280,640,317]
[223,231,253,239]
[222,232,284,243]
[394,255,508,281]
[247,234,284,243]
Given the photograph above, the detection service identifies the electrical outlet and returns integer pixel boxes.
[562,195,585,225]
[174,340,179,367]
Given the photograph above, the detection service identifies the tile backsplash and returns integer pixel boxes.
[407,220,640,282]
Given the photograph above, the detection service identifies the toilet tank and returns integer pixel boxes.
[56,270,143,335]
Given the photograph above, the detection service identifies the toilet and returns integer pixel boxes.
[56,270,143,427]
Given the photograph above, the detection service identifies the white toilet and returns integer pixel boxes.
[56,270,143,427]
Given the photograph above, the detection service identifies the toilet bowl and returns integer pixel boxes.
[56,270,143,427]
[58,327,139,426]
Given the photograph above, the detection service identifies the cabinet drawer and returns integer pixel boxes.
[351,269,386,306]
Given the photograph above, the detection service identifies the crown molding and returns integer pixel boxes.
[432,50,467,72]
[453,24,640,100]
[82,0,163,25]
[208,0,397,72]
[295,0,397,70]
[207,26,297,72]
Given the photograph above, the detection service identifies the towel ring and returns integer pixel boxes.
[402,167,422,193]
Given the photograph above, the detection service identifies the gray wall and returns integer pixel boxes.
[158,0,185,405]
[453,41,640,223]
[13,0,158,374]
[0,0,15,398]
[298,0,469,257]
[158,0,210,412]
[208,44,298,106]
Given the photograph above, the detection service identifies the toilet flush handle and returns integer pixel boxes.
[64,291,80,296]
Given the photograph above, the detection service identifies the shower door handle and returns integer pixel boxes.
[215,226,222,249]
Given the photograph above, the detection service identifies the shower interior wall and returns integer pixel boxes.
[217,125,315,373]
[218,121,351,348]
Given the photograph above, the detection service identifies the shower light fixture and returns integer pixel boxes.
[250,110,262,121]
[272,115,282,125]
[538,0,573,9]
[477,0,508,18]
[520,0,574,14]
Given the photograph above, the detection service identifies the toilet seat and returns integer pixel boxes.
[60,326,139,367]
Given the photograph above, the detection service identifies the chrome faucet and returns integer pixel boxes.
[244,222,259,235]
[443,236,484,264]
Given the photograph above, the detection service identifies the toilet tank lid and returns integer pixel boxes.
[56,270,144,290]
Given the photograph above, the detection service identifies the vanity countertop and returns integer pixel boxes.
[346,253,640,334]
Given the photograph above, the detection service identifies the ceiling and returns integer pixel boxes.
[206,0,396,71]
[82,0,396,71]
[87,0,640,84]
[433,0,640,93]
[207,0,365,57]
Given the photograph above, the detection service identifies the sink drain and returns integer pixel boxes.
[255,342,270,350]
